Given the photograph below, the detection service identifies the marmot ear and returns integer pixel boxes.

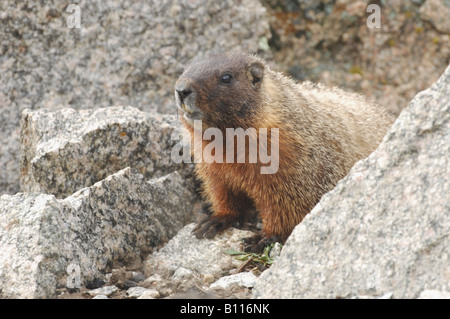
[249,62,264,89]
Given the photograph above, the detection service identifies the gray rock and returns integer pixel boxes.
[419,0,450,33]
[142,274,163,287]
[87,285,118,297]
[137,289,160,299]
[131,272,146,283]
[172,267,195,281]
[127,286,154,299]
[143,223,254,280]
[210,272,258,289]
[0,0,270,195]
[378,292,394,299]
[0,168,201,298]
[268,242,283,259]
[253,65,450,299]
[353,292,394,299]
[417,290,450,299]
[20,106,193,198]
[142,223,257,299]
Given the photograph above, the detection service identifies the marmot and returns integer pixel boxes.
[175,52,394,252]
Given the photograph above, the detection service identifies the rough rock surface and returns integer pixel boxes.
[420,0,450,33]
[263,0,450,116]
[144,223,253,279]
[417,290,450,299]
[0,0,271,195]
[20,106,192,198]
[142,223,256,298]
[253,65,450,299]
[0,168,201,298]
[210,272,258,289]
[254,66,450,298]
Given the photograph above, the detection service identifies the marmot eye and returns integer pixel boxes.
[221,73,232,83]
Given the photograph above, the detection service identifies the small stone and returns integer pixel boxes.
[137,289,161,299]
[127,287,155,298]
[158,287,174,298]
[210,272,258,289]
[142,274,163,288]
[87,285,118,297]
[269,242,283,259]
[131,272,146,283]
[203,274,215,284]
[378,292,394,299]
[123,280,138,289]
[172,267,194,280]
[85,278,107,290]
[417,290,450,299]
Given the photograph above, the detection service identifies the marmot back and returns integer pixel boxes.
[175,52,394,251]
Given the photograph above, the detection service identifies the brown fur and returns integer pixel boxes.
[175,52,394,251]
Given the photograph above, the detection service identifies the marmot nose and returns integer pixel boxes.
[175,86,192,103]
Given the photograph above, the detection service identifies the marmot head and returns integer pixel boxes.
[175,52,265,130]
